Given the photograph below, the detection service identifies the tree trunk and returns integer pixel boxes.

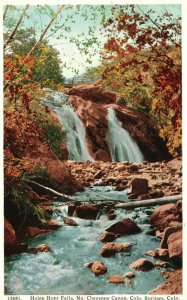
[25,179,75,202]
[26,5,64,57]
[115,195,182,209]
[4,5,29,50]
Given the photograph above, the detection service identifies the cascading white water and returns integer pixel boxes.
[107,108,144,163]
[43,91,94,162]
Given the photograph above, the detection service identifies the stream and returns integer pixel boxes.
[5,186,167,295]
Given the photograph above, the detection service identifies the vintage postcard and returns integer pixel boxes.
[1,0,186,299]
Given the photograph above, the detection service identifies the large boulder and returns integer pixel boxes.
[23,226,52,238]
[130,258,154,271]
[167,230,182,265]
[4,218,16,247]
[44,219,62,230]
[72,205,100,220]
[68,84,116,104]
[106,218,141,235]
[4,218,28,255]
[100,242,133,257]
[160,225,182,248]
[131,178,148,195]
[150,203,180,231]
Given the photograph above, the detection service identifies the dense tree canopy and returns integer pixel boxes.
[87,5,181,156]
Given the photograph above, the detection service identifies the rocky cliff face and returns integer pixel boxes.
[67,84,171,162]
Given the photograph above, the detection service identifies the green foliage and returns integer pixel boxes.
[42,123,66,160]
[32,43,64,87]
[5,181,50,230]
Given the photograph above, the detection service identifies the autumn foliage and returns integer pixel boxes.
[98,5,181,156]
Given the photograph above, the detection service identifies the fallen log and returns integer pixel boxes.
[24,179,75,202]
[115,195,182,209]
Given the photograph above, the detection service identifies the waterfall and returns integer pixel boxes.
[43,91,94,162]
[107,108,144,163]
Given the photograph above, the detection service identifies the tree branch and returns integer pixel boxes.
[137,5,181,48]
[115,194,182,209]
[26,5,64,57]
[4,5,29,50]
[3,5,9,20]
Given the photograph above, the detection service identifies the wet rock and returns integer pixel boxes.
[64,218,78,226]
[150,203,180,230]
[5,242,28,256]
[68,205,76,216]
[23,226,52,238]
[100,242,133,257]
[129,164,139,172]
[106,218,141,235]
[124,272,135,278]
[91,261,107,276]
[145,248,168,258]
[160,225,182,249]
[167,230,182,265]
[45,219,62,230]
[155,260,171,268]
[4,218,16,247]
[36,244,51,252]
[131,178,148,195]
[108,275,125,284]
[144,229,157,236]
[4,218,29,255]
[86,261,107,276]
[149,190,164,198]
[74,205,100,220]
[99,232,117,243]
[130,258,154,271]
[107,212,117,220]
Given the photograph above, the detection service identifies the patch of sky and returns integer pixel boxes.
[3,4,181,78]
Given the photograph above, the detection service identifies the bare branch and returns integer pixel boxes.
[26,5,64,57]
[4,5,29,50]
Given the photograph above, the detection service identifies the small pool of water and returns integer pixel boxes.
[5,186,166,295]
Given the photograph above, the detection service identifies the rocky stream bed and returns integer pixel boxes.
[4,158,182,295]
